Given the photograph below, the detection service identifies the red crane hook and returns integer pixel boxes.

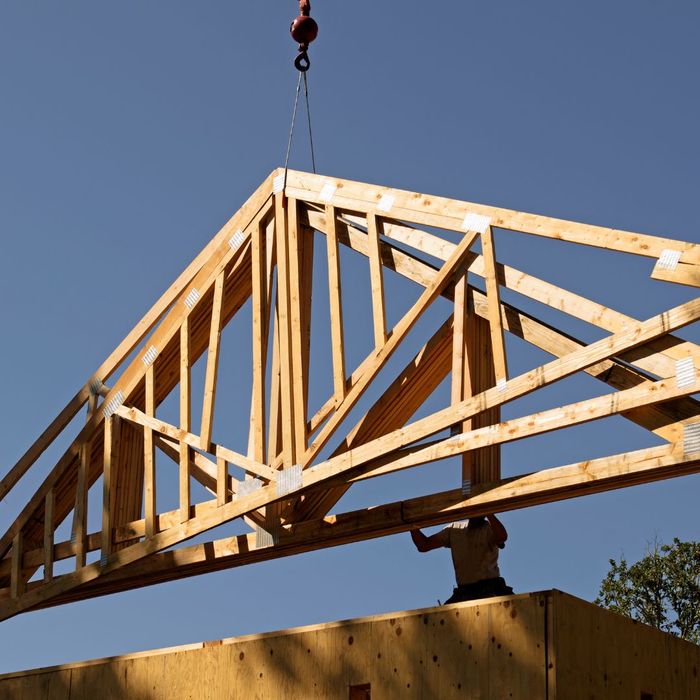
[290,0,318,72]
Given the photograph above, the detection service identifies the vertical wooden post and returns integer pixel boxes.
[466,292,501,485]
[10,531,24,599]
[200,272,225,451]
[101,415,114,563]
[73,441,89,568]
[481,227,508,385]
[87,392,99,421]
[275,193,295,467]
[451,273,474,492]
[43,490,54,583]
[325,204,346,406]
[251,219,268,465]
[452,283,501,488]
[180,318,191,523]
[267,313,283,464]
[451,275,467,405]
[265,217,281,464]
[144,364,157,537]
[288,201,309,462]
[367,212,387,349]
[299,219,315,449]
[217,456,228,507]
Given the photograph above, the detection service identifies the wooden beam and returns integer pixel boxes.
[465,311,501,485]
[295,372,697,502]
[179,317,192,525]
[86,392,99,422]
[216,457,228,507]
[469,254,698,378]
[101,416,115,562]
[343,212,456,262]
[0,471,284,620]
[251,219,268,465]
[267,312,283,464]
[114,406,277,482]
[451,275,467,408]
[299,221,315,431]
[451,273,473,491]
[367,212,387,349]
[305,329,404,438]
[275,193,296,466]
[155,436,237,500]
[479,226,508,384]
[348,376,699,484]
[144,365,156,538]
[10,532,24,599]
[110,416,144,552]
[287,200,308,461]
[73,441,90,569]
[179,442,191,523]
[651,261,700,288]
[285,170,700,262]
[179,301,192,434]
[25,445,700,610]
[325,204,347,405]
[43,490,54,583]
[200,272,226,451]
[5,432,700,614]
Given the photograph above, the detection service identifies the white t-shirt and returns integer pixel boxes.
[443,521,500,586]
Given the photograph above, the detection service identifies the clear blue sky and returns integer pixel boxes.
[1,1,698,673]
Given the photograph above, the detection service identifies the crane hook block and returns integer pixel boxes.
[290,15,318,47]
[291,0,318,72]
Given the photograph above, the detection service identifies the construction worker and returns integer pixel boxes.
[410,514,513,604]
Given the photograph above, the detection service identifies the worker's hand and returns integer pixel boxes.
[486,513,508,546]
[410,528,427,551]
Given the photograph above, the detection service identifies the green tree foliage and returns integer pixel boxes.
[596,538,700,644]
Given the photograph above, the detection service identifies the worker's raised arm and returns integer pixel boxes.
[410,528,449,552]
[486,514,508,546]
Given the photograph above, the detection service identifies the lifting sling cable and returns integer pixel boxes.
[284,0,319,187]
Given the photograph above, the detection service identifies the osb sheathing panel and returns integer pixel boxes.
[551,590,700,699]
[5,591,700,699]
[0,593,547,699]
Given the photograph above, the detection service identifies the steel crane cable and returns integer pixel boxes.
[283,0,319,189]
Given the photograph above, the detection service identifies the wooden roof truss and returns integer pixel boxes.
[1,170,699,620]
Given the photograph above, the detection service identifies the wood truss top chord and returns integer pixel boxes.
[1,169,698,621]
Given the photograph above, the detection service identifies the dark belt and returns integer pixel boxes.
[449,577,513,602]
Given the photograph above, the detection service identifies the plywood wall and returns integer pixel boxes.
[0,593,547,699]
[2,591,699,699]
[550,590,700,699]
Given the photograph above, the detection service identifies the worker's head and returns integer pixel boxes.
[467,516,487,529]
